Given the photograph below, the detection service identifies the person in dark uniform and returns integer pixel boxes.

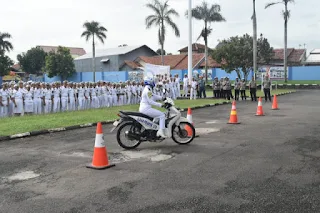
[212,77,220,98]
[263,75,272,102]
[240,78,247,100]
[224,77,232,100]
[249,76,257,101]
[234,77,241,100]
[220,77,225,99]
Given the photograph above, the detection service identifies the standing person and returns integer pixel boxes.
[84,82,90,109]
[190,77,197,100]
[249,76,257,101]
[91,83,99,108]
[126,81,132,105]
[212,77,220,98]
[43,83,53,114]
[198,76,206,98]
[183,74,189,97]
[77,83,86,110]
[52,82,61,113]
[0,83,10,117]
[68,82,76,111]
[234,77,241,101]
[175,74,181,98]
[11,84,24,116]
[240,79,247,101]
[263,76,272,102]
[111,83,118,106]
[224,77,232,100]
[33,82,43,114]
[60,81,69,112]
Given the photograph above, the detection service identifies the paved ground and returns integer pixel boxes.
[0,90,319,213]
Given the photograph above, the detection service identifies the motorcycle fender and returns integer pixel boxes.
[175,117,189,125]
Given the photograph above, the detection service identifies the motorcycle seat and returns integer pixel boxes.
[120,111,154,121]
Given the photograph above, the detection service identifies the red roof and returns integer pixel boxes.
[273,48,305,63]
[37,45,86,56]
[12,64,21,70]
[178,43,209,52]
[136,53,220,70]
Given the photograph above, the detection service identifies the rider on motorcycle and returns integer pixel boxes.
[139,76,168,138]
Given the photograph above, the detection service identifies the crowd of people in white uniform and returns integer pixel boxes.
[0,73,187,118]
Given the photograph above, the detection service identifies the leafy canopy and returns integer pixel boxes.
[0,50,13,76]
[17,47,47,75]
[0,32,13,53]
[45,46,76,80]
[212,34,273,80]
[81,21,107,44]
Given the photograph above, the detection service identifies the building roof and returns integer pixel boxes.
[121,60,142,69]
[272,48,306,63]
[135,53,220,70]
[75,45,152,60]
[37,45,86,56]
[305,49,320,64]
[11,64,21,71]
[178,43,208,52]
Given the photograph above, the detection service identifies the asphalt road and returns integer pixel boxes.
[0,90,319,213]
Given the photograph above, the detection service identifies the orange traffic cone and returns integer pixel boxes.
[272,95,279,110]
[255,97,265,116]
[185,108,194,136]
[227,101,240,124]
[86,122,115,170]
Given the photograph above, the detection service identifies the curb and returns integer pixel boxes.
[0,92,294,142]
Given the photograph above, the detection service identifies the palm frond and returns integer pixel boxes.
[165,16,180,37]
[265,2,282,9]
[165,8,179,17]
[146,2,161,17]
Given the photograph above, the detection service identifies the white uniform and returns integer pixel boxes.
[107,86,113,107]
[33,88,43,114]
[126,85,132,105]
[0,89,9,117]
[84,87,90,109]
[183,77,189,97]
[190,81,198,100]
[60,86,69,112]
[175,78,181,97]
[68,88,76,111]
[101,86,108,107]
[43,88,53,114]
[53,88,61,113]
[77,87,85,110]
[12,88,24,114]
[91,87,99,109]
[139,85,164,130]
[24,90,34,113]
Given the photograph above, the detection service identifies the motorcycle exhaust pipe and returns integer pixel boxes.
[125,131,140,140]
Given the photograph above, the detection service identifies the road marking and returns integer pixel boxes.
[120,150,173,162]
[205,120,220,124]
[150,154,173,162]
[7,171,40,181]
[195,128,220,135]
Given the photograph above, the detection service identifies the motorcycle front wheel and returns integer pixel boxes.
[172,122,195,145]
[116,122,142,149]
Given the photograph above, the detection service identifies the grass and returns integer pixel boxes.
[0,99,227,136]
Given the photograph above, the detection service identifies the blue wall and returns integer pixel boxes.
[291,66,320,80]
[38,66,320,83]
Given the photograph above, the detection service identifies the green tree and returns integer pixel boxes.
[17,47,47,75]
[145,0,180,65]
[156,48,166,55]
[212,34,273,81]
[265,0,295,83]
[0,50,13,76]
[45,46,76,81]
[81,21,107,82]
[189,1,226,81]
[0,32,13,53]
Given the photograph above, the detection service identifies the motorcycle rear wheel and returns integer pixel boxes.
[116,122,142,149]
[172,122,195,145]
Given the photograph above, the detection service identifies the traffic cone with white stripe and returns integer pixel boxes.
[255,97,265,116]
[228,101,240,124]
[186,108,194,136]
[86,122,115,170]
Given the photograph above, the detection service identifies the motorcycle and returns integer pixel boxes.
[111,97,196,149]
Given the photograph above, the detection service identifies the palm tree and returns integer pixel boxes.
[145,0,180,65]
[81,21,107,82]
[252,0,258,80]
[0,32,13,53]
[265,0,295,83]
[190,1,226,81]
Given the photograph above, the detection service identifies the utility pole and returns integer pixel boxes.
[188,0,193,85]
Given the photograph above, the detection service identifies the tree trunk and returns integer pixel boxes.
[92,34,96,82]
[161,44,164,66]
[160,23,164,66]
[204,21,208,82]
[253,0,258,81]
[284,4,288,83]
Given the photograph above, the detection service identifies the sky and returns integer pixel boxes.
[2,0,320,62]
